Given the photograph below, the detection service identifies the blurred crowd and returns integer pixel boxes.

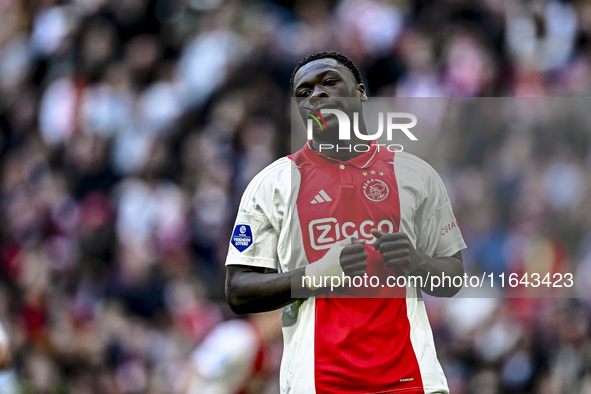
[0,0,590,393]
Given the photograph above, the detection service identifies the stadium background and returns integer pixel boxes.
[0,0,590,392]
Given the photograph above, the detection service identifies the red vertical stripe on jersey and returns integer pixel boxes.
[291,144,424,394]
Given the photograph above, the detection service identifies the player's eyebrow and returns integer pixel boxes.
[294,69,340,92]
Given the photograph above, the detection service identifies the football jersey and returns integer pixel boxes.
[226,141,466,394]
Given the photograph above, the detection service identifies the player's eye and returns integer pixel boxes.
[298,90,310,97]
[324,79,337,86]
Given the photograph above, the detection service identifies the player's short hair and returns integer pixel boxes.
[290,51,363,93]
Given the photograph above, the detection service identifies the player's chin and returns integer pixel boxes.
[324,115,339,130]
[313,131,340,145]
[321,123,344,140]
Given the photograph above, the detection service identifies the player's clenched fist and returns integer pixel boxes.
[304,237,367,290]
[339,238,368,277]
[371,229,424,273]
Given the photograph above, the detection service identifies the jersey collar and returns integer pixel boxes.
[303,140,379,169]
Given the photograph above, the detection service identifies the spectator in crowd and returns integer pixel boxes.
[183,311,282,394]
[0,320,10,369]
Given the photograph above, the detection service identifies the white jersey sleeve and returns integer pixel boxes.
[225,158,292,270]
[394,152,466,258]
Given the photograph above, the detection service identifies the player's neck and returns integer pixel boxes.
[311,122,370,161]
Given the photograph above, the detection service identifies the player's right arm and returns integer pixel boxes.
[226,265,308,314]
[225,158,367,314]
[226,240,367,314]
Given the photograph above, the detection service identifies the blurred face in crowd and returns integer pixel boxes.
[293,58,367,141]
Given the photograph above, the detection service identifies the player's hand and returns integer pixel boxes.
[304,237,367,291]
[339,238,368,277]
[0,344,11,369]
[371,229,423,273]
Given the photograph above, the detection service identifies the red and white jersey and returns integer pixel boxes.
[226,141,466,394]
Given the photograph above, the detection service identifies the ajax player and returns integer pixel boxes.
[225,52,466,394]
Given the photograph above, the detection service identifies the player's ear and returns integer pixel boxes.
[358,83,367,102]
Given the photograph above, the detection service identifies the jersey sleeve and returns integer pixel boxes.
[415,162,467,258]
[225,158,289,270]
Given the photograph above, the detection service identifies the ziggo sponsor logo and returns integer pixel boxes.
[308,217,394,250]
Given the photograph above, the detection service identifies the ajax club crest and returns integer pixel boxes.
[362,178,389,204]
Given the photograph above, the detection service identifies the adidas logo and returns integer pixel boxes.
[311,190,332,204]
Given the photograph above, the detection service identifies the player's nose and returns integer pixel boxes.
[309,87,329,103]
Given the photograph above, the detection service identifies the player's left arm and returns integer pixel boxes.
[372,229,464,297]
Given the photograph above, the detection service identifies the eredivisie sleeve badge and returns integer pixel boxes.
[231,224,253,252]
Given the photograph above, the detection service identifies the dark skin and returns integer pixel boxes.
[226,58,464,314]
[371,229,463,298]
[226,239,368,314]
[294,59,369,161]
